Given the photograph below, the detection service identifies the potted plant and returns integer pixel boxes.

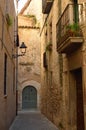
[66,23,83,37]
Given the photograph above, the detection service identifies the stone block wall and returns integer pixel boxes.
[41,0,86,130]
[41,0,62,128]
[18,0,42,111]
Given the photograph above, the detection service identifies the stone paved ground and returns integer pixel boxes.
[9,110,58,130]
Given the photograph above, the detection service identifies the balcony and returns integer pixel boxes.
[56,4,84,54]
[42,0,53,14]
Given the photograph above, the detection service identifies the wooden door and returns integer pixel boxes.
[74,69,84,130]
[22,86,37,109]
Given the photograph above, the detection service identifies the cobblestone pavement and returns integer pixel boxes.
[9,110,58,130]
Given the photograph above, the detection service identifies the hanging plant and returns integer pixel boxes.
[6,13,13,26]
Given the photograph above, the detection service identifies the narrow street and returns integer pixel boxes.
[0,0,86,130]
[9,110,58,130]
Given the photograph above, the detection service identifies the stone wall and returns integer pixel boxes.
[0,1,17,130]
[18,0,42,110]
[41,0,86,130]
[41,0,62,127]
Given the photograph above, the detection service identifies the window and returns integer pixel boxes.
[4,53,7,95]
[13,67,15,93]
[43,52,47,68]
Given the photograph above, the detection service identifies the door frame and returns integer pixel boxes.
[69,68,85,130]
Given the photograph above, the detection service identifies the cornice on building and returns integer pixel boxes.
[18,25,40,29]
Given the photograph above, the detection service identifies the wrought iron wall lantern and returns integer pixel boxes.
[12,42,27,58]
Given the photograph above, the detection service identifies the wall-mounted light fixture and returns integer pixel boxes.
[12,42,27,58]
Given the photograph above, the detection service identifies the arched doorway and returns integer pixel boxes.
[22,86,37,109]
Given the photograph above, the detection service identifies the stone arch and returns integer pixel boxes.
[18,80,41,110]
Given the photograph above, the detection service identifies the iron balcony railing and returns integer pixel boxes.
[42,0,53,14]
[56,4,86,46]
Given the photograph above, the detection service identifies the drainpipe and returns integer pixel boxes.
[16,0,19,115]
[58,0,63,87]
[16,48,18,115]
[58,0,63,126]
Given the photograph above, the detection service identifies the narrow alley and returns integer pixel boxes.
[0,0,86,130]
[9,110,58,130]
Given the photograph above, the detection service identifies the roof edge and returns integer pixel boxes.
[19,0,32,14]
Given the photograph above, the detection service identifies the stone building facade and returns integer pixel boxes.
[41,0,61,126]
[18,0,42,110]
[0,0,17,130]
[41,0,86,130]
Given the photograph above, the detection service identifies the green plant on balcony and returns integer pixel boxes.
[46,42,52,51]
[25,14,37,24]
[6,13,13,26]
[66,23,83,37]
